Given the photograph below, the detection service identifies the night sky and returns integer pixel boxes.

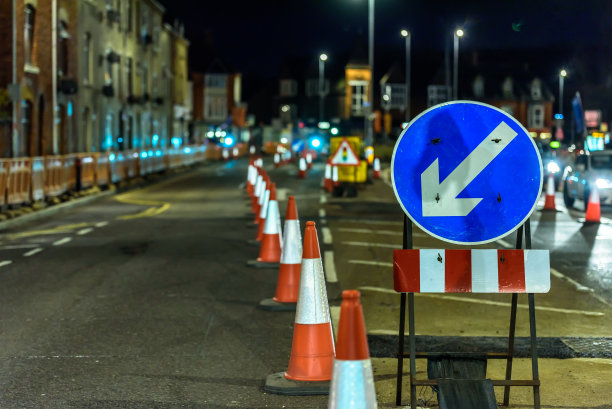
[158,0,612,80]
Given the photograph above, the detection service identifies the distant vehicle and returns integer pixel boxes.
[563,150,612,208]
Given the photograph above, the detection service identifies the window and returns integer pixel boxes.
[501,105,514,117]
[24,4,36,66]
[206,74,227,88]
[530,79,542,100]
[528,104,544,129]
[58,20,70,77]
[126,57,133,94]
[350,81,367,116]
[125,0,132,32]
[141,64,148,95]
[205,95,227,121]
[306,79,329,97]
[279,79,297,97]
[502,77,513,99]
[83,33,92,83]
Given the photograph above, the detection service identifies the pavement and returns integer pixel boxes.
[0,158,610,408]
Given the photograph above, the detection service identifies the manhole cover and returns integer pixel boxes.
[561,338,612,357]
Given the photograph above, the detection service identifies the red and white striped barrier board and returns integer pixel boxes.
[393,249,550,293]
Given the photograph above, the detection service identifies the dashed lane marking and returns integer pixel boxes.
[95,222,109,228]
[0,260,13,268]
[23,248,43,257]
[349,260,393,267]
[341,241,400,249]
[551,267,611,307]
[53,237,72,246]
[359,286,605,317]
[76,228,94,236]
[1,244,40,250]
[322,227,333,244]
[324,250,338,283]
[320,195,327,204]
[339,219,403,226]
[319,209,326,218]
[497,239,513,248]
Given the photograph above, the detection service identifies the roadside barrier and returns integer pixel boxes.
[298,157,307,179]
[323,163,332,192]
[96,152,110,187]
[329,290,377,409]
[255,180,271,242]
[585,187,601,223]
[257,182,282,263]
[542,173,556,211]
[78,153,96,190]
[30,157,45,201]
[373,157,381,179]
[7,158,32,205]
[259,195,302,311]
[0,159,8,206]
[264,221,335,395]
[44,156,65,197]
[109,152,125,183]
[124,150,138,179]
[63,154,77,192]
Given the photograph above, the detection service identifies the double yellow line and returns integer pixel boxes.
[114,196,171,220]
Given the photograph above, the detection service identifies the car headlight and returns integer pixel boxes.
[546,161,561,174]
[595,178,612,189]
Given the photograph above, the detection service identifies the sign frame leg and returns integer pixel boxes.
[395,215,413,406]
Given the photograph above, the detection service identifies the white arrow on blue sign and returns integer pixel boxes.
[391,101,543,245]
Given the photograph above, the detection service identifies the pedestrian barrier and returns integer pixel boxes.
[265,221,335,395]
[0,159,10,206]
[329,290,377,409]
[585,187,601,223]
[259,195,302,311]
[30,157,45,201]
[63,154,78,192]
[95,152,111,187]
[542,173,556,211]
[78,153,96,190]
[124,150,139,179]
[7,158,32,205]
[109,152,125,183]
[44,156,66,197]
[256,182,282,263]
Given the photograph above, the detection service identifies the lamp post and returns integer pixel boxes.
[453,28,464,100]
[401,29,411,122]
[319,53,328,122]
[559,69,567,117]
[365,0,374,145]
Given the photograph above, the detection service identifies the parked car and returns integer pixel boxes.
[563,150,612,208]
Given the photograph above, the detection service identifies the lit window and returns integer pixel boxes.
[24,4,36,66]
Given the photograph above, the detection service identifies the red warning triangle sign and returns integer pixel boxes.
[330,139,360,166]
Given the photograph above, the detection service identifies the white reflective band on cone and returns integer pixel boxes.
[258,181,267,206]
[259,189,270,219]
[263,200,281,234]
[281,219,302,264]
[233,147,239,156]
[299,158,307,171]
[249,167,257,186]
[306,153,312,163]
[256,158,263,168]
[274,153,280,163]
[295,258,330,324]
[223,149,229,158]
[546,174,555,195]
[325,164,332,178]
[373,158,380,171]
[329,360,377,409]
[254,175,262,198]
[250,145,256,154]
[332,166,339,182]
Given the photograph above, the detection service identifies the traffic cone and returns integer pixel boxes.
[306,152,313,170]
[222,149,230,161]
[233,147,239,158]
[274,153,281,168]
[328,290,377,409]
[332,165,339,186]
[585,187,601,223]
[254,174,267,223]
[298,157,307,178]
[255,183,271,242]
[265,221,335,395]
[542,173,556,211]
[246,161,255,197]
[257,183,282,261]
[259,196,302,311]
[255,157,263,168]
[373,157,381,179]
[249,145,256,155]
[323,163,333,192]
[252,173,263,217]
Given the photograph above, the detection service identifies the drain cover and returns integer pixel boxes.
[561,338,612,358]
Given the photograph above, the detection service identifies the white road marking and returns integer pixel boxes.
[276,188,289,202]
[319,209,326,218]
[53,237,72,246]
[358,286,605,317]
[77,228,94,236]
[551,268,611,307]
[342,241,400,249]
[322,227,333,244]
[337,227,430,237]
[0,244,40,250]
[0,260,13,268]
[349,260,393,267]
[95,222,109,228]
[339,219,403,226]
[320,195,327,204]
[497,239,513,248]
[324,250,338,283]
[23,248,44,257]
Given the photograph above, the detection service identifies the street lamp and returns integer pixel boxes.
[453,28,464,100]
[366,0,374,145]
[401,29,411,122]
[319,53,328,122]
[559,69,567,117]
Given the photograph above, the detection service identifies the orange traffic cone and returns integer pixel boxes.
[373,157,381,179]
[246,160,255,197]
[259,196,302,311]
[255,175,268,224]
[222,149,230,161]
[306,152,313,170]
[298,157,307,178]
[255,182,271,242]
[332,165,339,186]
[328,290,377,408]
[265,221,335,395]
[274,153,281,168]
[542,173,556,211]
[252,173,263,219]
[585,187,601,223]
[257,183,283,261]
[249,145,256,155]
[323,163,333,192]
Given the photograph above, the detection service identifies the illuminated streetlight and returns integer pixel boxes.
[560,69,567,77]
[453,28,465,100]
[320,53,328,62]
[456,28,464,37]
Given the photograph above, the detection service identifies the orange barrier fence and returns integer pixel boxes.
[44,156,65,197]
[96,152,110,187]
[63,155,78,192]
[30,157,45,201]
[109,152,124,183]
[78,153,96,190]
[124,150,139,179]
[7,158,32,205]
[0,160,9,206]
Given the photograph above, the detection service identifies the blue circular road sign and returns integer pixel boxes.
[391,101,543,245]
